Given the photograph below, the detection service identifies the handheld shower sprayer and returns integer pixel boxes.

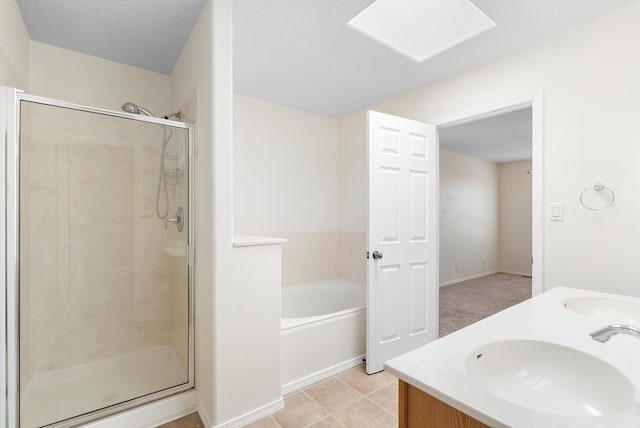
[120,102,181,120]
[121,101,183,221]
[121,102,155,117]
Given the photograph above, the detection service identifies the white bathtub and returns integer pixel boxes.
[281,280,366,393]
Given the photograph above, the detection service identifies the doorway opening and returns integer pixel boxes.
[435,96,543,337]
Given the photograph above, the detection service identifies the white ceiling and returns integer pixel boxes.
[234,0,635,118]
[347,0,496,62]
[15,0,636,118]
[16,0,207,75]
[439,108,532,163]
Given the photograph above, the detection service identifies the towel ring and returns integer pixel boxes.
[580,183,615,211]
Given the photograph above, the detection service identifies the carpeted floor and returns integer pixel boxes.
[439,272,532,337]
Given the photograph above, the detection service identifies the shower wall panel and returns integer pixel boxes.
[18,100,191,427]
[20,104,172,375]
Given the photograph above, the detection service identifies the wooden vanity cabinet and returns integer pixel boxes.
[398,380,489,428]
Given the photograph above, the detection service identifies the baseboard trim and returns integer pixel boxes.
[499,270,532,277]
[197,402,213,428]
[439,270,499,287]
[213,397,284,428]
[281,355,364,395]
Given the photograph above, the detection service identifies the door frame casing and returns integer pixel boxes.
[434,93,544,300]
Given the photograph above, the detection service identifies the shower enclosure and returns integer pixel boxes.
[1,88,194,427]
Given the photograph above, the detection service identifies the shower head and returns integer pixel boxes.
[121,102,155,117]
[121,102,181,120]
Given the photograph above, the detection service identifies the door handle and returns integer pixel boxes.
[372,251,383,260]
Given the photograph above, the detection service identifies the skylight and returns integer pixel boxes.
[347,0,496,62]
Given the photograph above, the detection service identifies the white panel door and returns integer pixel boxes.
[366,110,437,374]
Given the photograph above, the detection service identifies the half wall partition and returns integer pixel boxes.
[2,88,195,427]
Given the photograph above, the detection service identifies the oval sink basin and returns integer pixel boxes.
[465,340,634,416]
[563,297,640,324]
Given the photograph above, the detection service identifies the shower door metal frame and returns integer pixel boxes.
[3,88,196,428]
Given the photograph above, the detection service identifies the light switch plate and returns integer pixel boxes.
[550,203,564,221]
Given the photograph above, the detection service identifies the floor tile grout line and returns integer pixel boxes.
[296,389,348,428]
[273,390,325,428]
[300,387,330,413]
[337,366,396,394]
[301,376,357,424]
[333,375,368,398]
[298,389,331,426]
[365,380,399,417]
[269,414,283,428]
[364,377,396,396]
[364,395,397,419]
[335,415,348,428]
[301,414,348,428]
[300,372,396,427]
[335,373,398,423]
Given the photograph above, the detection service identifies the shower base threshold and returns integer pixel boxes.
[21,345,187,428]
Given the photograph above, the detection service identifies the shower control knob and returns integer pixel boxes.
[372,251,383,260]
[166,206,185,232]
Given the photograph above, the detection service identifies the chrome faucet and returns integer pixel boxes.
[590,324,640,343]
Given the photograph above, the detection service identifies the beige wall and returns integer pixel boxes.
[438,153,532,285]
[338,111,367,234]
[234,94,365,286]
[439,149,499,285]
[171,4,284,424]
[337,113,367,285]
[499,161,533,276]
[29,41,172,114]
[169,0,216,422]
[234,94,339,233]
[0,0,29,90]
[210,0,284,425]
[340,1,640,296]
[170,2,280,425]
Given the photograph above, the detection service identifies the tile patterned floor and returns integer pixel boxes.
[159,366,397,428]
[246,365,398,428]
[157,411,205,428]
[161,273,531,427]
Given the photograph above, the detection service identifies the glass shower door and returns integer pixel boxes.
[17,98,193,427]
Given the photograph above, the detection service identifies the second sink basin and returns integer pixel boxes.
[563,296,640,324]
[465,340,634,416]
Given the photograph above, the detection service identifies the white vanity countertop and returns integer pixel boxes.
[384,287,640,427]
